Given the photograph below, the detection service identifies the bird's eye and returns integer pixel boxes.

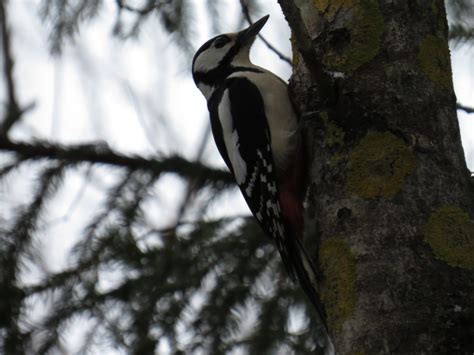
[214,36,230,48]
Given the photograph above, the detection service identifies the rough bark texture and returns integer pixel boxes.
[278,0,474,353]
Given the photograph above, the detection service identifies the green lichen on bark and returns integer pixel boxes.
[314,0,358,22]
[314,0,329,13]
[425,205,474,269]
[321,111,345,147]
[347,132,416,198]
[319,238,356,331]
[321,0,384,72]
[418,35,453,89]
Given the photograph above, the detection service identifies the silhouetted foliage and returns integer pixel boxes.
[0,1,325,353]
[447,0,474,46]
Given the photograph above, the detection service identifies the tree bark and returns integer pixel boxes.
[279,0,474,353]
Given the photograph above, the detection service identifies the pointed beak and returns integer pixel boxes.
[237,15,269,46]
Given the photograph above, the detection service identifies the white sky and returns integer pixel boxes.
[1,1,473,353]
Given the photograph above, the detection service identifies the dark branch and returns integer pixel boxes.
[277,0,335,105]
[0,139,235,188]
[115,0,163,15]
[457,103,474,114]
[239,0,292,65]
[0,1,22,137]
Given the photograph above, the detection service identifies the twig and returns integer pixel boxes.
[0,139,235,187]
[115,0,162,16]
[457,103,474,114]
[41,166,93,229]
[239,0,292,65]
[277,0,335,105]
[0,1,21,137]
[141,214,253,239]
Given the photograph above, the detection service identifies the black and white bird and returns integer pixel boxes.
[192,15,327,329]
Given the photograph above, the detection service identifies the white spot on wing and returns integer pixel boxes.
[245,166,258,196]
[266,200,278,215]
[268,182,277,195]
[218,90,247,185]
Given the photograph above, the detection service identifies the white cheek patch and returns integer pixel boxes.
[218,90,247,185]
[194,43,232,73]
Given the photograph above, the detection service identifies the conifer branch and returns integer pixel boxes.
[0,139,235,188]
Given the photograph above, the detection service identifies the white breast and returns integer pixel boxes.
[218,90,248,185]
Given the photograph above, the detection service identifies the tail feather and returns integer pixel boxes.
[280,222,328,331]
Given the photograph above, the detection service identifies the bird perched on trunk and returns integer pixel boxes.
[192,15,327,330]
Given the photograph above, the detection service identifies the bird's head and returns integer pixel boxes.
[192,15,269,98]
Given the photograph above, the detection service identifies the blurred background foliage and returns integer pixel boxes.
[0,0,472,354]
[447,0,474,47]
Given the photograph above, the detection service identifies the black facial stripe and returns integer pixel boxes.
[219,29,253,66]
[220,41,241,67]
[193,66,264,86]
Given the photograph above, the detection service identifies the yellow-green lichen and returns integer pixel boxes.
[431,0,439,15]
[425,205,474,269]
[330,153,344,165]
[314,0,330,13]
[347,132,416,198]
[321,111,345,147]
[418,35,453,89]
[315,0,359,22]
[319,238,356,331]
[322,0,384,72]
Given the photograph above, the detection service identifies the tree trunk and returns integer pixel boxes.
[279,0,474,353]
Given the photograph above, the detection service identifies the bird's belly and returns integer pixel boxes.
[259,81,298,170]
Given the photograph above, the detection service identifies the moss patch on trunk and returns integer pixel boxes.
[319,238,357,331]
[418,35,452,89]
[321,111,345,147]
[347,131,416,198]
[320,0,384,72]
[314,0,359,22]
[425,205,474,270]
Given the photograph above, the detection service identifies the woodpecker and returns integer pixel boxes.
[192,15,327,328]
